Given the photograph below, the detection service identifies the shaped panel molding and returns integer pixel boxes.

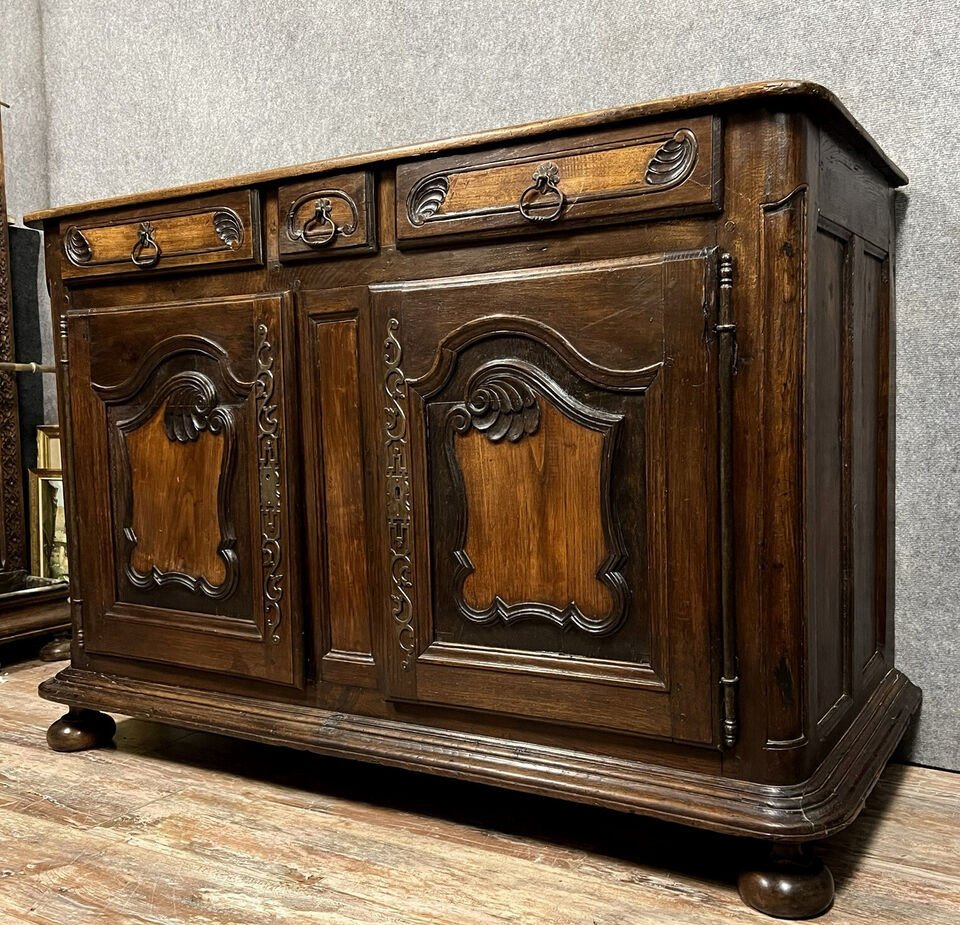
[446,362,628,635]
[118,370,240,600]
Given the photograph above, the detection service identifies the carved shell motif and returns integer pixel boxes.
[212,209,244,249]
[64,226,92,265]
[407,176,450,226]
[454,376,541,443]
[644,129,699,187]
[163,377,220,443]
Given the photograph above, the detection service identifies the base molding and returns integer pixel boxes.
[39,666,919,840]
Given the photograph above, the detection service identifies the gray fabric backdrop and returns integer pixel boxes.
[1,1,957,769]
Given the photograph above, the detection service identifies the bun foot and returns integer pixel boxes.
[47,707,116,752]
[738,844,834,919]
[39,636,71,661]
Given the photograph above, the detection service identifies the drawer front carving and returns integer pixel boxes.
[397,116,720,244]
[60,190,261,280]
[279,172,375,260]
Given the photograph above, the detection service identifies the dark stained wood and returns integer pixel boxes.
[738,844,835,919]
[279,170,376,260]
[46,706,116,752]
[299,287,377,688]
[1,662,954,925]
[33,85,919,920]
[0,598,70,647]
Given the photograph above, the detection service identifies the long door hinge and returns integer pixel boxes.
[717,253,739,748]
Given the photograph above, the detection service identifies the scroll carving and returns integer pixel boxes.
[451,374,540,443]
[212,209,244,249]
[645,129,699,187]
[256,321,284,645]
[383,316,415,669]
[407,176,449,226]
[447,361,628,636]
[64,226,92,265]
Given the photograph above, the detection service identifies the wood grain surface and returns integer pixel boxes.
[126,406,227,587]
[457,402,613,619]
[0,659,955,925]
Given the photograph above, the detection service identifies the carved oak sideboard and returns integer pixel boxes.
[27,82,920,919]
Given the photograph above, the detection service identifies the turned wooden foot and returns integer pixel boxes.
[39,636,71,661]
[738,843,834,919]
[46,707,116,752]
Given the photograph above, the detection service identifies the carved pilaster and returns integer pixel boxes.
[256,320,283,644]
[383,316,415,669]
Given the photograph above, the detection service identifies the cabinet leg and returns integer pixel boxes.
[738,843,834,919]
[46,707,116,752]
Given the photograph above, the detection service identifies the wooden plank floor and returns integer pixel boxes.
[1,657,957,924]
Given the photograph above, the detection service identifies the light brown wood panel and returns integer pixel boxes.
[279,170,376,260]
[457,401,613,619]
[59,189,261,279]
[126,405,227,587]
[396,116,721,244]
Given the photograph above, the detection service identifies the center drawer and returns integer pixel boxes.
[396,114,721,245]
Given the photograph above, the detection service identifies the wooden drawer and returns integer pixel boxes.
[278,171,376,260]
[60,190,261,280]
[396,115,721,245]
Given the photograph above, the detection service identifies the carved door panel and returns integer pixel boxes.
[373,252,721,744]
[67,294,302,686]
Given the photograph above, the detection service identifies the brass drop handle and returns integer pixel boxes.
[300,198,337,247]
[518,162,565,223]
[130,221,161,268]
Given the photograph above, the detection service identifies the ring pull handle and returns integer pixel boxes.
[300,198,337,248]
[130,221,161,268]
[518,162,564,223]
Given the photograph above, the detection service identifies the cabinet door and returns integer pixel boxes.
[373,252,720,744]
[67,294,302,687]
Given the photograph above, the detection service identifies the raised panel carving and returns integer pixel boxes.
[383,316,415,671]
[93,332,254,614]
[446,363,627,635]
[120,372,238,599]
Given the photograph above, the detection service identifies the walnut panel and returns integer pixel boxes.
[126,406,227,589]
[67,294,302,687]
[808,222,852,735]
[397,116,721,244]
[374,251,719,743]
[60,190,261,279]
[456,402,615,624]
[852,246,889,678]
[279,171,376,260]
[298,289,377,688]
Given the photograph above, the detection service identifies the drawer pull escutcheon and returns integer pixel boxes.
[287,191,359,248]
[518,162,564,223]
[130,221,161,268]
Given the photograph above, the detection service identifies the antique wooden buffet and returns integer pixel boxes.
[27,82,920,919]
